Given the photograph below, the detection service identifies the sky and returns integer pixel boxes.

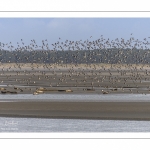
[0,18,150,49]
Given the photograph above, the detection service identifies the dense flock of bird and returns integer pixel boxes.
[1,35,150,51]
[0,35,150,95]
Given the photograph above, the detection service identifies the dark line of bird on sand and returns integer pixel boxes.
[0,35,150,95]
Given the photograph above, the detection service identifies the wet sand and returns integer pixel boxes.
[0,101,150,120]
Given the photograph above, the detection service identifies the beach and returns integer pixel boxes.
[0,63,150,94]
[0,63,150,120]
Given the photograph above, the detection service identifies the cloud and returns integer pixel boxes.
[47,19,64,29]
[48,18,95,31]
[22,19,46,28]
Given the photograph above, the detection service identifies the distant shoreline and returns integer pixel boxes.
[1,101,150,121]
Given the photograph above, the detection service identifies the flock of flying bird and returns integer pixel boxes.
[0,36,150,95]
[1,35,150,51]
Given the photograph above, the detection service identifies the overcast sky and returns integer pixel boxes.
[0,18,150,49]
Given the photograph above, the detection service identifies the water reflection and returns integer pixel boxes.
[0,117,150,132]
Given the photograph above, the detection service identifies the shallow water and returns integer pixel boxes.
[0,117,150,132]
[0,93,150,102]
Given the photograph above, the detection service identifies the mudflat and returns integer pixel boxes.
[0,63,150,120]
[0,63,150,94]
[0,101,150,120]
